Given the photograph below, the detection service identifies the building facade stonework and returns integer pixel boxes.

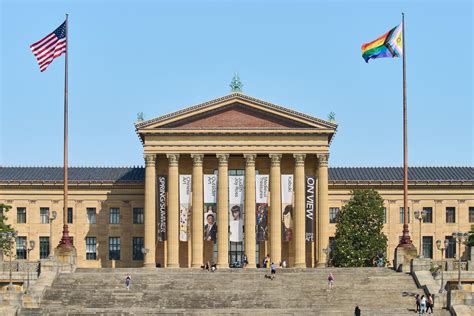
[1,93,473,268]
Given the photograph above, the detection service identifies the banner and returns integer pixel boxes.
[281,175,294,242]
[229,175,245,242]
[203,175,218,241]
[305,176,315,242]
[179,175,192,241]
[256,175,269,241]
[156,176,167,242]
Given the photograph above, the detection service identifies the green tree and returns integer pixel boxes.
[332,189,388,267]
[467,224,474,247]
[0,204,15,258]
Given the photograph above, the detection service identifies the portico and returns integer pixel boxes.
[135,93,337,268]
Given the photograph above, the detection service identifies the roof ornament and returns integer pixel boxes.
[136,112,144,122]
[229,73,243,93]
[328,111,336,123]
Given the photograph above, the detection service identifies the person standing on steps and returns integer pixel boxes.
[327,272,334,291]
[354,304,361,316]
[415,294,420,313]
[125,274,131,290]
[242,253,248,268]
[270,262,277,280]
[426,294,434,314]
[419,295,427,315]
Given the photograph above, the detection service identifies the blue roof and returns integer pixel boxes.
[0,166,472,183]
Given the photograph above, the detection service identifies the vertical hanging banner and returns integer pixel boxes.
[305,176,315,242]
[179,175,192,241]
[229,175,245,242]
[281,175,294,242]
[203,175,218,241]
[255,175,269,241]
[156,175,167,242]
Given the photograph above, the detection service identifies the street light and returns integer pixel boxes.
[452,231,470,290]
[414,210,426,258]
[25,240,35,294]
[0,231,18,291]
[436,239,449,293]
[49,210,57,258]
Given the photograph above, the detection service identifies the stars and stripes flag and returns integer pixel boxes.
[30,21,67,72]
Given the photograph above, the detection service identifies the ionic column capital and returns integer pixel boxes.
[166,154,180,167]
[293,154,306,167]
[317,154,329,167]
[191,154,204,167]
[216,154,229,166]
[244,154,257,167]
[269,154,282,167]
[144,154,156,167]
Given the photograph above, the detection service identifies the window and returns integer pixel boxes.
[469,207,474,223]
[86,237,97,260]
[423,207,433,223]
[399,207,411,223]
[40,207,49,224]
[383,207,387,224]
[39,237,50,259]
[446,207,456,223]
[109,208,120,224]
[16,236,26,259]
[445,236,456,259]
[109,237,120,260]
[87,208,97,224]
[133,208,144,224]
[329,208,339,224]
[422,236,433,259]
[132,237,144,260]
[67,207,73,224]
[17,208,27,224]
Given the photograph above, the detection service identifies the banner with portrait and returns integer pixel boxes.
[281,174,294,242]
[203,174,218,241]
[305,176,315,242]
[156,175,167,242]
[255,174,269,241]
[228,175,245,242]
[179,175,192,241]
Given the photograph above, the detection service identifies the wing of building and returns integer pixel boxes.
[1,93,473,268]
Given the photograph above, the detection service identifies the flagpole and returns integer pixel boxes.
[399,12,412,246]
[59,13,72,248]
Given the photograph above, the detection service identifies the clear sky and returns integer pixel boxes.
[1,0,472,167]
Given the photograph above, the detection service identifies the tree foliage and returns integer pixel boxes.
[0,204,15,257]
[332,189,388,267]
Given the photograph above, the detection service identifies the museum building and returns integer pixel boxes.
[0,93,473,268]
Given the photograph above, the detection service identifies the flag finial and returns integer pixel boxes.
[230,73,243,93]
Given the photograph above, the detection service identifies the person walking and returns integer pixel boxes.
[354,304,361,316]
[270,262,277,280]
[242,254,248,268]
[125,274,131,290]
[415,294,420,313]
[419,295,427,315]
[426,294,434,314]
[327,272,334,291]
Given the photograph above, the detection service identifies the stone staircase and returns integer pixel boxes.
[19,267,451,315]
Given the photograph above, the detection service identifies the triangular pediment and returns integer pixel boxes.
[136,93,337,132]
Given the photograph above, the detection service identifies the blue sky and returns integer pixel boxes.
[1,0,472,167]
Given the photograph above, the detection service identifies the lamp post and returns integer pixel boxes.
[436,239,449,293]
[414,210,426,258]
[49,210,57,258]
[0,231,18,291]
[452,232,470,290]
[25,240,35,294]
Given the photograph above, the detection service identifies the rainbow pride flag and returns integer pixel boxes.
[361,23,403,63]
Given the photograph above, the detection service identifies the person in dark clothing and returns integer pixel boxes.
[354,304,361,316]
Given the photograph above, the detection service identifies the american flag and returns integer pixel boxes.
[30,21,67,72]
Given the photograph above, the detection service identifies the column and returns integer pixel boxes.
[144,154,157,268]
[216,154,229,268]
[167,154,180,268]
[294,154,306,268]
[191,154,204,267]
[244,154,257,267]
[269,154,282,265]
[317,154,329,267]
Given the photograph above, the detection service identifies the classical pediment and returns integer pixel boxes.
[136,93,337,131]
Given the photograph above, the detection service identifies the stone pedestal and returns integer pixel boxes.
[54,244,77,272]
[394,244,417,272]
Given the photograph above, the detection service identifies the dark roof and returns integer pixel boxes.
[0,166,472,184]
[329,167,473,182]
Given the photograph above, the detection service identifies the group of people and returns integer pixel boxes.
[415,294,434,314]
[202,260,217,272]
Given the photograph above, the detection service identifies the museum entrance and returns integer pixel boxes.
[229,241,244,267]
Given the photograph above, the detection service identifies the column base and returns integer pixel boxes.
[217,264,229,269]
[294,262,306,268]
[191,264,203,268]
[167,264,180,268]
[316,262,327,268]
[143,262,156,269]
